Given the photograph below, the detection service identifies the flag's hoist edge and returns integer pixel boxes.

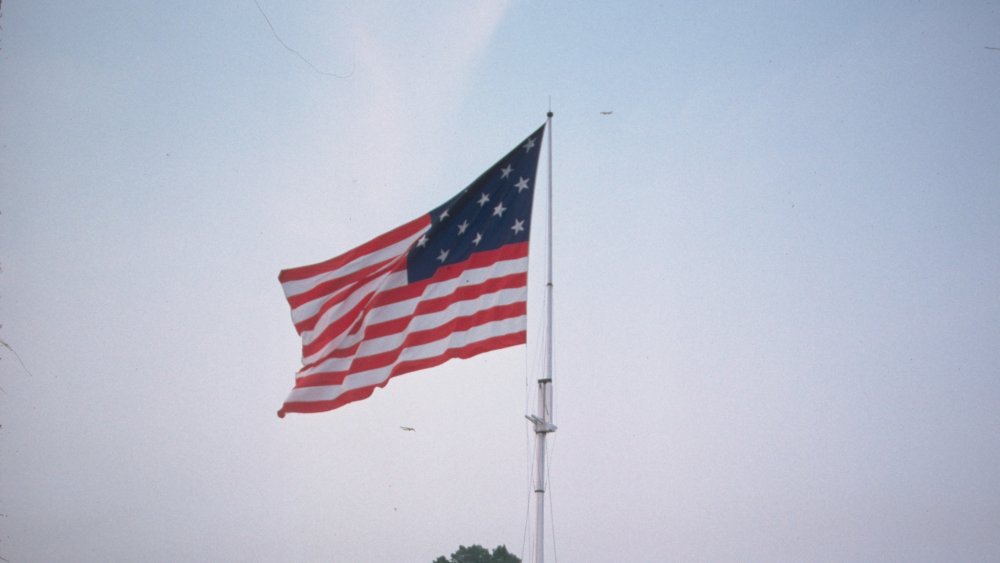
[278,124,547,417]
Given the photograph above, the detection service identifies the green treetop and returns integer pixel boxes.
[432,544,521,563]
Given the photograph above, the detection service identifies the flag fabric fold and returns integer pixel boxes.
[278,124,546,416]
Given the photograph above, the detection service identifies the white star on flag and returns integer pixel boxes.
[522,137,536,152]
[511,219,525,234]
[457,220,470,235]
[436,248,449,262]
[477,193,490,206]
[515,177,530,192]
[493,202,507,217]
[500,164,513,179]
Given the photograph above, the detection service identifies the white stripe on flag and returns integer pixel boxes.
[298,285,528,375]
[298,255,529,352]
[284,315,527,403]
[280,226,427,299]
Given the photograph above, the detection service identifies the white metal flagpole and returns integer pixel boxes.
[527,110,557,563]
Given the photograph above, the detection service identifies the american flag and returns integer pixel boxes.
[277,124,546,416]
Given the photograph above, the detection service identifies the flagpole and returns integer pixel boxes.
[528,111,557,563]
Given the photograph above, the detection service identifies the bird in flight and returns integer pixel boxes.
[400,426,416,432]
[600,111,614,115]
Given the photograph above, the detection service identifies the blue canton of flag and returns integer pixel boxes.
[408,127,543,281]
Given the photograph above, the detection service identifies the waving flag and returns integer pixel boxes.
[278,125,546,416]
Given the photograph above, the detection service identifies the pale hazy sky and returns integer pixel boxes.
[2,2,999,562]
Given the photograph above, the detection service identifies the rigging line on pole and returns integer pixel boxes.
[521,436,539,561]
[547,433,559,563]
[523,312,545,562]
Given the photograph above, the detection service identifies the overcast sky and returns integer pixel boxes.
[2,1,1000,562]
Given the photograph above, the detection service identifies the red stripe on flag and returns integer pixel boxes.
[276,331,526,417]
[278,216,428,284]
[365,242,530,310]
[295,243,529,361]
[392,331,526,376]
[294,301,527,388]
[287,257,400,311]
[363,273,527,340]
[299,293,377,358]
